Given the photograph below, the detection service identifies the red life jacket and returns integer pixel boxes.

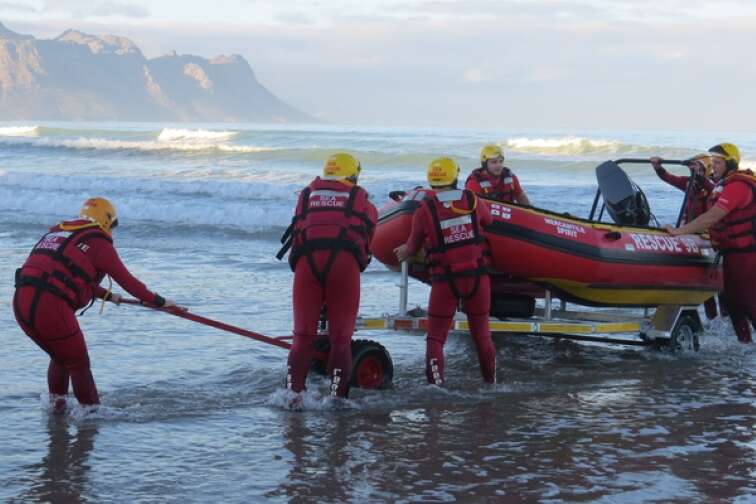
[654,167,713,222]
[278,178,374,281]
[467,166,517,202]
[680,174,713,223]
[708,170,756,254]
[684,185,710,222]
[421,189,489,298]
[15,221,111,309]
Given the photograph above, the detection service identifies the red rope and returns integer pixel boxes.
[120,299,294,351]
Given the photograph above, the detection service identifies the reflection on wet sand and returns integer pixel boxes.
[13,415,98,503]
[266,341,755,502]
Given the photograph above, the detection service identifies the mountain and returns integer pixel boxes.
[0,23,313,122]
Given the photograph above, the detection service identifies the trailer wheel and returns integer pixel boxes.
[669,315,701,353]
[350,339,393,390]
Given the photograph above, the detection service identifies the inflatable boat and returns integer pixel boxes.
[372,160,723,308]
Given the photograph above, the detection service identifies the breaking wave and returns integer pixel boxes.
[0,170,302,231]
[504,136,699,159]
[0,126,40,137]
[0,124,752,168]
[0,135,275,154]
[157,128,239,143]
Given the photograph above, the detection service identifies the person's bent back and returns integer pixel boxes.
[14,197,180,410]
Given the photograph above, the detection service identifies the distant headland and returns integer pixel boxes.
[0,22,313,123]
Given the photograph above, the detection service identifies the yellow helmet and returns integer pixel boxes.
[708,143,740,171]
[687,153,713,177]
[323,152,361,180]
[480,144,504,165]
[427,157,460,187]
[80,197,118,233]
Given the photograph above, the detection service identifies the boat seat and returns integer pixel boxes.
[596,161,652,226]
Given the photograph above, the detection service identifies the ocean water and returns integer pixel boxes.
[0,122,754,502]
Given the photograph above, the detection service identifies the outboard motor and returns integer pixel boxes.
[595,161,651,226]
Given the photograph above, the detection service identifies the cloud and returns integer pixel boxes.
[0,2,38,13]
[7,5,756,129]
[38,0,149,19]
[274,11,316,25]
[91,2,149,18]
[463,68,488,83]
[462,64,502,84]
[367,0,756,22]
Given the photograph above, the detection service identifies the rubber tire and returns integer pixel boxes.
[668,315,701,353]
[350,339,394,390]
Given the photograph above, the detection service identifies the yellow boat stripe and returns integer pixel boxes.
[533,277,715,306]
[358,317,641,334]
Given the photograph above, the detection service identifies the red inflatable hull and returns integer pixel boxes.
[373,189,722,307]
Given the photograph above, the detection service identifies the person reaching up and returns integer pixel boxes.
[665,143,755,343]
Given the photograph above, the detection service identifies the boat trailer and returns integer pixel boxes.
[121,298,394,391]
[121,260,703,395]
[356,263,704,352]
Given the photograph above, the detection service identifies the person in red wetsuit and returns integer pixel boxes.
[465,144,531,205]
[651,153,722,319]
[666,143,756,343]
[13,197,182,409]
[278,153,377,402]
[651,153,714,223]
[395,157,496,386]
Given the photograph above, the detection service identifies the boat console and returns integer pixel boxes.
[595,161,652,226]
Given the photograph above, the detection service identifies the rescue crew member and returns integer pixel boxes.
[651,154,722,319]
[465,144,531,205]
[665,143,755,343]
[13,197,182,409]
[651,154,714,223]
[394,157,496,386]
[278,153,378,401]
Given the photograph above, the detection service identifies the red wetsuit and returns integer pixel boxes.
[653,167,713,223]
[13,221,165,405]
[654,166,721,318]
[709,172,756,342]
[465,166,524,203]
[405,189,495,385]
[280,178,377,397]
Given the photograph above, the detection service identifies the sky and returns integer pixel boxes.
[2,0,756,130]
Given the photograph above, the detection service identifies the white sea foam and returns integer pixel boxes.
[0,170,302,230]
[0,135,274,154]
[0,126,40,137]
[505,136,643,156]
[267,387,363,411]
[157,128,239,143]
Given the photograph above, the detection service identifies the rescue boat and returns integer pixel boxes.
[373,161,723,308]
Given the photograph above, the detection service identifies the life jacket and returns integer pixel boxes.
[708,170,756,254]
[677,174,713,223]
[277,178,374,283]
[467,166,517,202]
[15,221,111,310]
[421,189,489,299]
[683,184,710,222]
